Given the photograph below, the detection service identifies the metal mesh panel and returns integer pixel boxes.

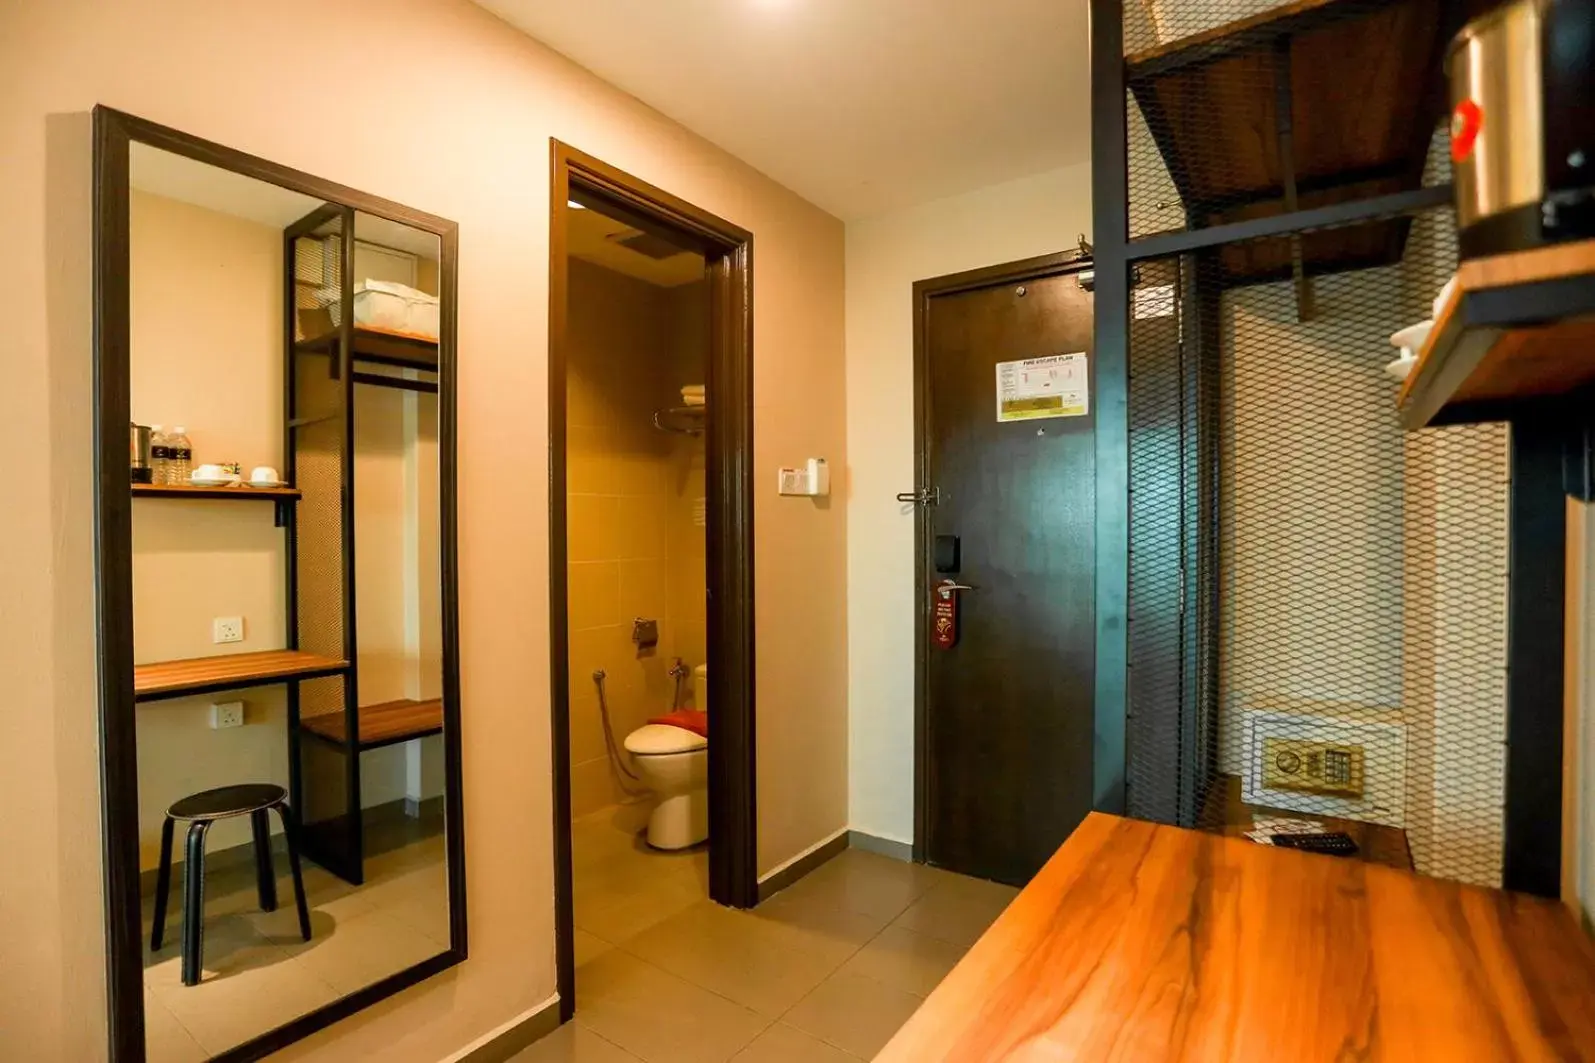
[1121,0,1454,241]
[1126,204,1511,888]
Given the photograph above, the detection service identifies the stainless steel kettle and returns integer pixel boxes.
[130,422,153,484]
[1447,0,1595,259]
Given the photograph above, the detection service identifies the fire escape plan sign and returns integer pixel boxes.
[995,352,1089,422]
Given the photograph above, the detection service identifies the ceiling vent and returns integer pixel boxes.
[608,229,687,261]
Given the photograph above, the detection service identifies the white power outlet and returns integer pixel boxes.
[212,616,244,644]
[210,701,245,729]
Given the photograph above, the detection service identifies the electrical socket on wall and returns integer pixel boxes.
[212,616,244,644]
[210,701,244,729]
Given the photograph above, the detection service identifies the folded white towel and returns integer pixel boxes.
[681,394,706,407]
[680,384,705,396]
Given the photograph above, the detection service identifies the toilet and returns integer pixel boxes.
[624,663,710,849]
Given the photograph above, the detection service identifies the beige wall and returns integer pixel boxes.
[844,163,1092,843]
[1,0,847,1058]
[565,259,707,819]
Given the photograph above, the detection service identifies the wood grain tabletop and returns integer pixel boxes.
[876,812,1595,1062]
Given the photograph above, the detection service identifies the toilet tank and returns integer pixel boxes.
[693,663,709,715]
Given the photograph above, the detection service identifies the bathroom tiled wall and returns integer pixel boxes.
[567,257,707,817]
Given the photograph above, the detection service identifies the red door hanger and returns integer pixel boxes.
[933,580,960,650]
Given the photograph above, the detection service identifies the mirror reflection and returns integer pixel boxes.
[129,144,450,1061]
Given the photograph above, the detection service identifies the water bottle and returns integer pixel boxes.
[149,425,169,485]
[169,426,192,485]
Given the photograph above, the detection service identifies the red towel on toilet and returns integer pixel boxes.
[647,709,708,738]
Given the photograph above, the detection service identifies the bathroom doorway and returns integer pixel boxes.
[547,143,755,1022]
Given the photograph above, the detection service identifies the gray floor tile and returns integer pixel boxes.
[510,1022,644,1062]
[836,924,968,998]
[730,1022,861,1062]
[889,875,1018,948]
[782,970,925,1060]
[622,902,847,1018]
[575,950,771,1063]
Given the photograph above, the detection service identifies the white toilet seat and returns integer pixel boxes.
[624,723,707,755]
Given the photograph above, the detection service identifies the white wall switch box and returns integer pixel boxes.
[210,701,245,729]
[212,616,244,644]
[777,457,830,497]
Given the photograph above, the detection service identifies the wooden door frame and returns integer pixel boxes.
[910,249,1094,863]
[548,141,757,1021]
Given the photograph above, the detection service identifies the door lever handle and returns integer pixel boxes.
[896,487,941,506]
[938,583,974,592]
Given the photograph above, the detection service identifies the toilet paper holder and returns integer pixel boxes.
[632,617,659,651]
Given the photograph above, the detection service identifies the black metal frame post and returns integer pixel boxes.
[1505,416,1567,896]
[1091,0,1131,816]
[337,205,364,885]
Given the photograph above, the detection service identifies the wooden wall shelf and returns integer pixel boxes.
[134,650,349,702]
[1126,0,1455,288]
[1398,239,1595,429]
[133,483,301,501]
[296,325,438,372]
[300,698,444,750]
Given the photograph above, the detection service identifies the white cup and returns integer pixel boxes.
[250,466,281,484]
[192,463,231,482]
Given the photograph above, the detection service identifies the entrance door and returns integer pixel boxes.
[914,255,1096,886]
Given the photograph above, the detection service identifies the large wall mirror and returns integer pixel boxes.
[93,108,464,1063]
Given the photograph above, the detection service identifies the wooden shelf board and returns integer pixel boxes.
[1126,0,1348,74]
[135,650,348,702]
[1126,0,1448,281]
[133,483,301,501]
[300,698,444,750]
[1399,239,1595,429]
[296,325,439,371]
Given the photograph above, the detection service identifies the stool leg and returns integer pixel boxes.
[181,820,211,987]
[274,801,312,941]
[251,809,278,913]
[151,816,175,951]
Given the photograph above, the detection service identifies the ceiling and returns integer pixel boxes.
[475,0,1092,220]
[568,205,705,287]
[130,144,442,258]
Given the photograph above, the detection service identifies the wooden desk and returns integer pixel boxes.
[877,813,1595,1062]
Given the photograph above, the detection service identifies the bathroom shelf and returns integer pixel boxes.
[134,650,350,703]
[1398,239,1595,429]
[653,405,706,436]
[132,483,301,501]
[299,697,444,751]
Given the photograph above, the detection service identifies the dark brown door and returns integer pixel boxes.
[916,260,1095,886]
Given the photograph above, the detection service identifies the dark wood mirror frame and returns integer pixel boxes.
[92,106,466,1063]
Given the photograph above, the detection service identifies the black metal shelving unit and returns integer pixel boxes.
[283,205,442,885]
[1092,0,1568,898]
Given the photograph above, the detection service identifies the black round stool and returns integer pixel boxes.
[150,784,311,986]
